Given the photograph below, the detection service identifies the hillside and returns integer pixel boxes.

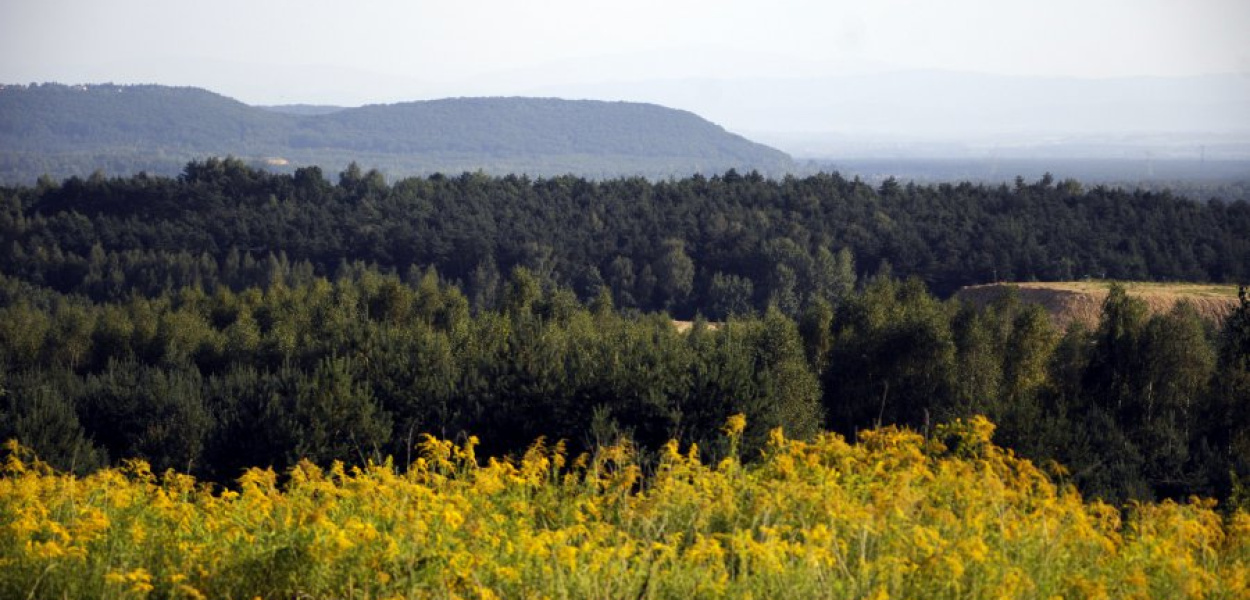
[0,83,793,182]
[956,281,1241,329]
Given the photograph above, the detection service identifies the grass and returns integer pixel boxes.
[1012,280,1240,298]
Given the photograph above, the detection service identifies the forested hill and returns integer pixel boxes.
[3,162,1247,316]
[0,83,794,182]
[3,164,1250,505]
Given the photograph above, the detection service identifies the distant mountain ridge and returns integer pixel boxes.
[0,83,793,183]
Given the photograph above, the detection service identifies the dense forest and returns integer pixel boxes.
[1,161,1249,505]
[1,158,1246,308]
[0,84,793,182]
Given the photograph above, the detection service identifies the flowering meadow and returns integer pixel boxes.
[2,416,1248,599]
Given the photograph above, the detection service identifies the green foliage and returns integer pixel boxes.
[824,277,956,434]
[76,362,211,473]
[653,239,695,312]
[707,272,754,320]
[1215,288,1250,500]
[4,162,1245,321]
[0,371,105,473]
[798,298,834,373]
[0,271,839,485]
[0,165,1247,506]
[288,356,392,466]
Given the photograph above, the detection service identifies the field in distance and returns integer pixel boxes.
[956,281,1242,330]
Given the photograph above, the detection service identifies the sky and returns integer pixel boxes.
[2,0,1249,142]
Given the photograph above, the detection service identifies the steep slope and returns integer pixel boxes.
[0,84,793,182]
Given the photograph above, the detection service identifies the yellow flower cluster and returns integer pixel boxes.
[2,420,1248,599]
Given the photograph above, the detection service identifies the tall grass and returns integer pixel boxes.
[2,416,1247,599]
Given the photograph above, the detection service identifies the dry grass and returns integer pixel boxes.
[955,281,1241,330]
[671,320,721,333]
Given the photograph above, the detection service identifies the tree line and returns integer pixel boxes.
[1,158,1246,316]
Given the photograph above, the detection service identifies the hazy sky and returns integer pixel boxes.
[3,0,1248,108]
